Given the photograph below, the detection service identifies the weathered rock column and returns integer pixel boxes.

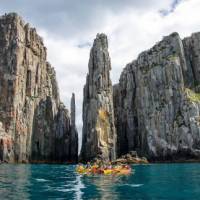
[69,93,78,162]
[71,93,76,127]
[80,33,116,162]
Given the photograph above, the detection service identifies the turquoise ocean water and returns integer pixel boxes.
[0,163,199,200]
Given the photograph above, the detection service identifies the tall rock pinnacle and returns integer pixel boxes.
[71,93,76,128]
[69,93,78,162]
[80,33,116,162]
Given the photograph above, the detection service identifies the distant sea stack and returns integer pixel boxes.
[69,93,78,162]
[0,13,78,163]
[80,34,116,162]
[114,32,200,161]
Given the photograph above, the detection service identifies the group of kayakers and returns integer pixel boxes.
[76,161,131,175]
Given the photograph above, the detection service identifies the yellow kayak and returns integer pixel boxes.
[76,166,131,175]
[117,168,131,175]
[103,169,113,175]
[76,166,89,174]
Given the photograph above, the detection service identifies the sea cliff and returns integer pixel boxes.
[0,13,78,163]
[81,32,200,162]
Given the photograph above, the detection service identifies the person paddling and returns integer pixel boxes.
[86,162,91,169]
[76,163,85,173]
[91,162,99,173]
[107,162,112,169]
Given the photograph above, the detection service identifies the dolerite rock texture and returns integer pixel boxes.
[80,33,116,162]
[69,93,78,162]
[114,32,200,161]
[0,13,78,163]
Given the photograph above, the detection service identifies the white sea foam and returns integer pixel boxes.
[57,188,74,192]
[128,184,143,187]
[35,178,49,182]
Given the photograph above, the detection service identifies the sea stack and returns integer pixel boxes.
[80,33,116,162]
[0,13,78,163]
[69,93,78,162]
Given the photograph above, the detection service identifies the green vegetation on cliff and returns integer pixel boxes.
[185,88,200,102]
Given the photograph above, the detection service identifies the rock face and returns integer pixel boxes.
[69,93,78,162]
[112,151,148,164]
[80,33,116,162]
[114,32,200,161]
[0,13,78,163]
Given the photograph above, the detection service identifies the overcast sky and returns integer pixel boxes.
[1,0,200,149]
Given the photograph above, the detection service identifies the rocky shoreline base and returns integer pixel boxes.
[111,151,149,165]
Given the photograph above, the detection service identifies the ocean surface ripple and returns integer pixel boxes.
[0,163,200,200]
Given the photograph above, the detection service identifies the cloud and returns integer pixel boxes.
[1,0,200,151]
[37,29,90,150]
[0,0,175,39]
[77,42,91,49]
[159,0,182,16]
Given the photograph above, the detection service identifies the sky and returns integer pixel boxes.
[1,0,200,149]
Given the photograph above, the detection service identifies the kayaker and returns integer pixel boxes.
[91,162,99,173]
[92,162,98,168]
[96,162,104,173]
[76,163,85,172]
[107,162,112,169]
[86,161,91,169]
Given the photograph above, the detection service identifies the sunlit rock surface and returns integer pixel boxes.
[114,32,200,161]
[80,33,116,162]
[0,13,78,163]
[69,93,78,162]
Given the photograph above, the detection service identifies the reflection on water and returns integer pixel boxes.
[0,164,31,199]
[0,164,200,200]
[83,173,133,200]
[81,174,123,200]
[74,175,85,200]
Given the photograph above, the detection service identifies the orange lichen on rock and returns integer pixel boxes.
[98,109,109,121]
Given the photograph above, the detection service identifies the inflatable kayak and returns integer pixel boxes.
[116,168,131,175]
[76,167,131,175]
[103,169,113,175]
[76,168,91,174]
